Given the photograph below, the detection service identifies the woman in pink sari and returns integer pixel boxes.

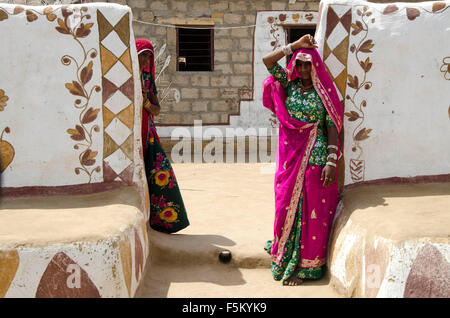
[262,35,343,285]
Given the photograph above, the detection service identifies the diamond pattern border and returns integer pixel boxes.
[97,9,135,185]
[323,6,352,104]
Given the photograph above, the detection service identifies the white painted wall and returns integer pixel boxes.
[316,0,450,185]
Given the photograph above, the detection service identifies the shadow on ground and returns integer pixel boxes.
[139,231,250,297]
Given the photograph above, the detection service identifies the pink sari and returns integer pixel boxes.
[263,48,343,268]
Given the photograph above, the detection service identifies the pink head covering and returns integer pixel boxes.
[135,38,155,78]
[284,48,343,133]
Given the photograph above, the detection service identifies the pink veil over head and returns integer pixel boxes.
[135,38,155,78]
[287,48,343,132]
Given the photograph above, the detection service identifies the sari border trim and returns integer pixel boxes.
[311,64,343,133]
[299,257,326,268]
[273,122,319,266]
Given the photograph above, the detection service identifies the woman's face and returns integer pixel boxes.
[138,51,153,69]
[296,61,312,80]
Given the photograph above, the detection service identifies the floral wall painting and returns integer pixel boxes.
[345,5,374,183]
[53,6,102,183]
[441,56,450,80]
[316,0,450,185]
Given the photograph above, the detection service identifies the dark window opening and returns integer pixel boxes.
[285,27,316,67]
[177,27,214,72]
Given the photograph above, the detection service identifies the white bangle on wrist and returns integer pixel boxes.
[327,145,338,151]
[282,43,293,56]
[326,161,337,168]
[327,153,337,161]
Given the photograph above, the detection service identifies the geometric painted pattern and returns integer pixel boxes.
[323,5,352,103]
[97,10,135,184]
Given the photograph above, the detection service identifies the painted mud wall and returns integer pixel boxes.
[0,3,150,298]
[0,2,147,198]
[315,0,450,185]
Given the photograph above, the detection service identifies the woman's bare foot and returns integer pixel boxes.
[283,277,304,286]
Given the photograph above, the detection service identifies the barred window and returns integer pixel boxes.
[177,27,214,72]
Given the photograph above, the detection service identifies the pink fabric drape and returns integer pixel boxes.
[262,48,343,266]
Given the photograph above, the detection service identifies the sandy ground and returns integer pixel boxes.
[138,163,342,298]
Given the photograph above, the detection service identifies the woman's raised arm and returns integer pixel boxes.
[262,34,318,69]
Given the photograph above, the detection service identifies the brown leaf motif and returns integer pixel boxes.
[0,89,9,111]
[344,111,361,122]
[67,125,86,141]
[65,81,85,97]
[43,7,53,15]
[432,2,446,12]
[360,40,374,53]
[75,23,94,38]
[25,10,38,22]
[80,61,93,85]
[81,107,99,124]
[81,149,97,166]
[13,6,24,15]
[46,13,57,22]
[351,21,364,36]
[355,128,372,141]
[347,75,359,89]
[278,14,286,22]
[406,8,421,21]
[383,4,399,14]
[360,57,372,72]
[56,18,70,35]
[0,9,8,21]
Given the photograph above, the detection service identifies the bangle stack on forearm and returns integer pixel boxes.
[326,145,339,168]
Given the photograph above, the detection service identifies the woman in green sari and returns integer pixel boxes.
[136,39,189,234]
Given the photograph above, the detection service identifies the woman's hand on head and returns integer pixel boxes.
[292,34,318,50]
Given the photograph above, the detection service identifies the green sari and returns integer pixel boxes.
[142,71,189,233]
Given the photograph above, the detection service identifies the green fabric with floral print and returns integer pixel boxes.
[268,63,335,166]
[264,194,323,282]
[141,71,158,98]
[146,132,190,233]
[141,71,189,234]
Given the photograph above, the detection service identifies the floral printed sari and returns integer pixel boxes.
[137,39,189,233]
